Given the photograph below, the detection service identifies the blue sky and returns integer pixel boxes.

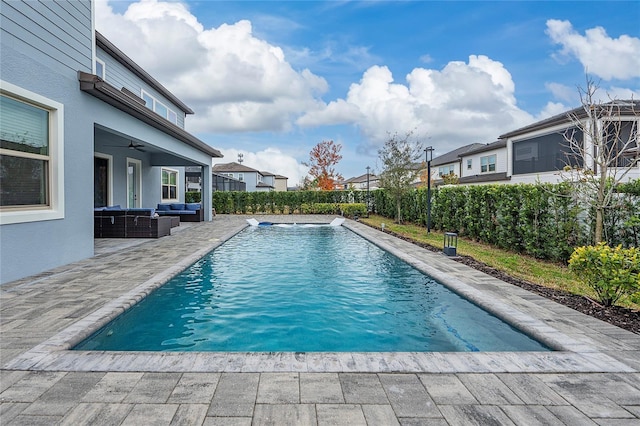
[97,0,640,184]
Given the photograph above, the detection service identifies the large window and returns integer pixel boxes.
[141,90,178,125]
[162,168,178,201]
[0,82,64,224]
[513,128,583,175]
[438,164,455,177]
[480,155,496,173]
[604,121,638,168]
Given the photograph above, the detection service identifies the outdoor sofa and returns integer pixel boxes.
[94,206,171,238]
[156,203,204,222]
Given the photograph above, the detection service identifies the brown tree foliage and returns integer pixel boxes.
[304,140,344,191]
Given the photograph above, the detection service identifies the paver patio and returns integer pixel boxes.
[1,215,639,425]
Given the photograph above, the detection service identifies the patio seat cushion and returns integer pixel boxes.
[155,203,203,221]
[126,208,155,216]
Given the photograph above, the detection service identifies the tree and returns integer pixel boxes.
[378,131,425,223]
[560,76,639,244]
[303,140,344,191]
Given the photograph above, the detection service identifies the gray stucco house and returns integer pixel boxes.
[0,0,222,284]
[212,162,287,192]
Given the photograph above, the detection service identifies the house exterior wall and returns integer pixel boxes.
[96,46,186,128]
[274,178,288,192]
[434,161,460,178]
[460,148,507,178]
[262,175,275,187]
[1,0,95,284]
[245,173,258,191]
[1,0,216,285]
[505,119,640,184]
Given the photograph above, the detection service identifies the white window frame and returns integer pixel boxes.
[95,57,106,80]
[141,89,178,125]
[127,158,143,208]
[161,168,179,201]
[438,164,455,177]
[141,91,154,109]
[481,154,497,173]
[467,159,472,170]
[237,173,244,182]
[168,109,177,124]
[0,81,64,225]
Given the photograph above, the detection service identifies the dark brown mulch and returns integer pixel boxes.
[373,226,640,335]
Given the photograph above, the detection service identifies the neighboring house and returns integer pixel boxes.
[185,166,203,192]
[213,172,246,192]
[0,0,221,284]
[258,170,276,192]
[274,175,289,192]
[339,173,380,191]
[500,100,640,184]
[427,100,638,187]
[212,162,287,192]
[457,140,510,185]
[430,143,485,181]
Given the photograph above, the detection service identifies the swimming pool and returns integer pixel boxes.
[75,225,549,352]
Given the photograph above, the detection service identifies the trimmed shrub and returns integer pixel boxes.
[341,203,367,218]
[568,243,640,306]
[185,191,201,203]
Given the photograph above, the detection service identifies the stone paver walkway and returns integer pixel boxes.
[1,215,639,425]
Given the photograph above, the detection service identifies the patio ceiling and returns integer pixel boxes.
[94,126,208,167]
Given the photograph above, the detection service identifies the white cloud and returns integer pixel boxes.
[216,148,309,185]
[296,99,363,127]
[536,101,568,120]
[299,55,534,154]
[546,19,640,80]
[604,86,640,102]
[419,54,433,64]
[96,0,328,134]
[545,82,578,104]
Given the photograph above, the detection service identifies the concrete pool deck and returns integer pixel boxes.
[1,214,639,424]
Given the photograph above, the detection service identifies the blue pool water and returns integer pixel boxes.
[75,225,549,352]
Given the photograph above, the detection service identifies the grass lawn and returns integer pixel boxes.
[360,215,640,311]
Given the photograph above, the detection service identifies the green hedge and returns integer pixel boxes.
[212,190,370,215]
[429,183,586,262]
[185,191,201,203]
[211,180,639,263]
[408,182,637,262]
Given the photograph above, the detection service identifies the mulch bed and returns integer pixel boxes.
[372,226,640,335]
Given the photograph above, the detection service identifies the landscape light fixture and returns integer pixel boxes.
[425,146,434,233]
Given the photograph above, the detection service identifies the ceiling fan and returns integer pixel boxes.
[104,141,146,152]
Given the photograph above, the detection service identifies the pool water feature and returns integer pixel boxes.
[75,226,550,352]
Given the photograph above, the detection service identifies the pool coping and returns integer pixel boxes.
[3,217,639,374]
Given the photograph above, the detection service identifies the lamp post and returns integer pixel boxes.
[425,146,434,233]
[366,166,371,214]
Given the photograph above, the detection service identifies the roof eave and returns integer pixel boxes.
[95,31,194,115]
[79,71,222,158]
[500,101,640,139]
